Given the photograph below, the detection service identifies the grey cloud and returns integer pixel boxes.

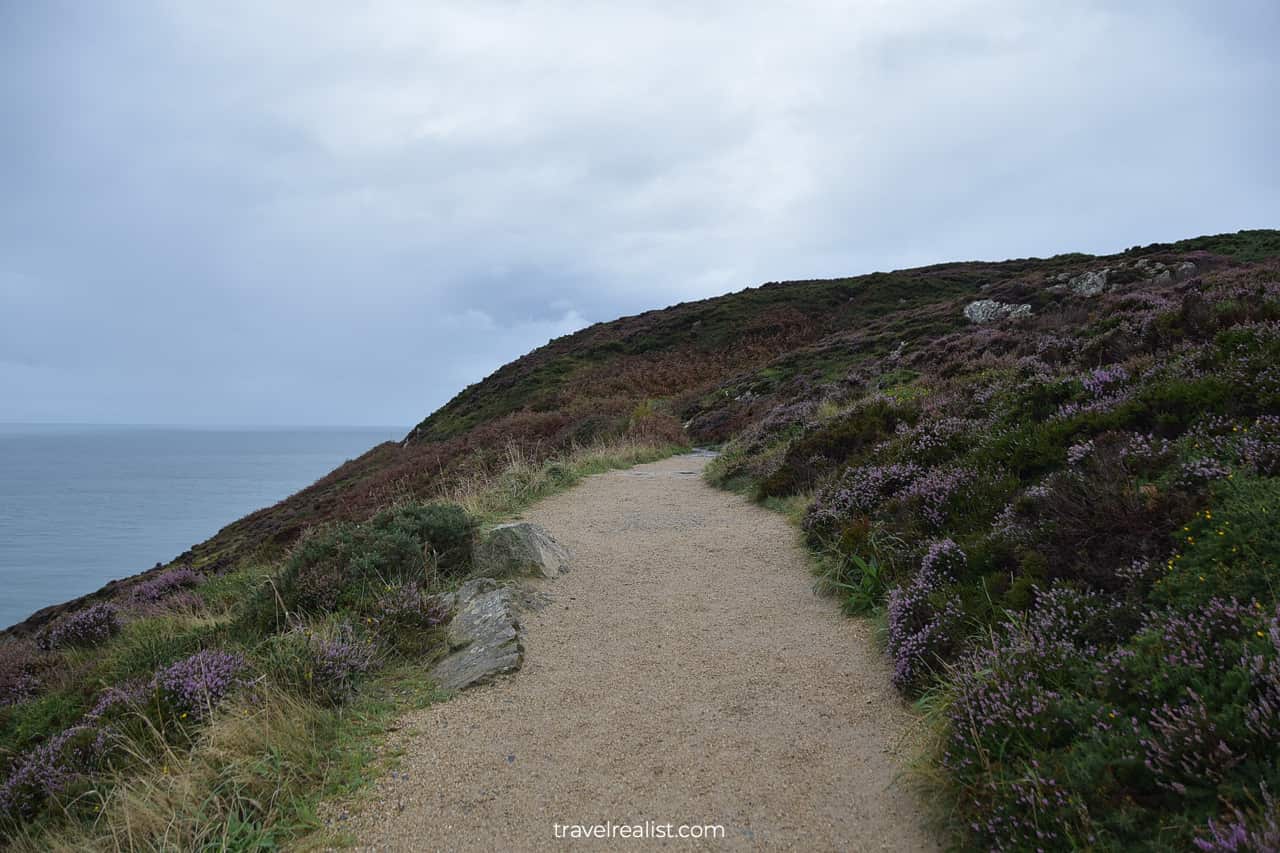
[2,0,1277,426]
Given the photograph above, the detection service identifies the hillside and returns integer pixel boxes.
[3,228,1280,849]
[16,229,1276,639]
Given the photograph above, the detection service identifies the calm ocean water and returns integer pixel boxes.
[0,425,403,630]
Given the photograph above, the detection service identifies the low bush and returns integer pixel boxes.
[369,502,477,575]
[36,604,120,651]
[261,622,377,707]
[758,398,912,497]
[371,582,450,658]
[0,642,42,708]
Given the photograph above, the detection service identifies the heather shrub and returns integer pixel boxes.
[758,398,911,497]
[127,567,203,611]
[371,582,451,657]
[920,538,966,579]
[154,649,248,725]
[1195,783,1280,852]
[885,564,963,691]
[804,462,922,540]
[1027,443,1196,592]
[941,591,1280,850]
[261,622,376,707]
[248,501,480,630]
[0,641,42,708]
[942,589,1125,849]
[890,465,977,530]
[0,722,103,825]
[36,603,121,651]
[369,502,477,575]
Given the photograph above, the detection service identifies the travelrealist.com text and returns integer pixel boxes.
[553,821,727,840]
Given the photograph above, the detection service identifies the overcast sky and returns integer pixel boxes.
[2,1,1277,427]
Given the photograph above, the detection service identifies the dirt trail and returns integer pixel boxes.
[341,454,937,851]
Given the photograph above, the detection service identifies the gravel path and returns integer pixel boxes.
[339,454,937,851]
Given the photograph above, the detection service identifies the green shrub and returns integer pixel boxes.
[758,398,913,497]
[242,502,479,632]
[1154,476,1280,609]
[0,689,87,766]
[370,502,477,575]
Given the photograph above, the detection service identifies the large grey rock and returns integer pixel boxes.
[1068,269,1110,297]
[473,522,570,578]
[1174,260,1198,281]
[963,299,1032,324]
[428,579,522,691]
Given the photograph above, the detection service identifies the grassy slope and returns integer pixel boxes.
[1,440,683,849]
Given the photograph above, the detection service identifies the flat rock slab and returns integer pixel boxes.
[473,521,571,578]
[429,579,523,692]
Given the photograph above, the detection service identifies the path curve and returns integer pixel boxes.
[342,454,937,851]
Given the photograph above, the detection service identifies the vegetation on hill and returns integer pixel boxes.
[705,230,1280,850]
[2,227,1278,849]
[0,441,679,847]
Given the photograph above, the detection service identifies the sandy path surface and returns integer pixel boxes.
[340,454,936,851]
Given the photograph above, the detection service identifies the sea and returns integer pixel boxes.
[0,424,404,630]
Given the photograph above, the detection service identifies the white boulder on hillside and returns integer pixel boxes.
[963,299,1032,324]
[473,522,571,578]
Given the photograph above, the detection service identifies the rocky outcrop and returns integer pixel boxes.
[1048,258,1199,298]
[429,578,523,691]
[473,522,570,578]
[1068,269,1110,297]
[963,299,1032,324]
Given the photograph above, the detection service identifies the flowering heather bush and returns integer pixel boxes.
[895,416,981,462]
[990,483,1052,543]
[154,649,247,723]
[0,723,101,824]
[920,538,966,579]
[0,640,41,707]
[1066,439,1095,466]
[0,680,151,827]
[885,565,961,691]
[1181,457,1233,485]
[942,588,1116,848]
[895,465,974,528]
[36,603,120,650]
[373,582,450,657]
[1118,431,1175,469]
[1082,365,1130,397]
[1150,597,1256,674]
[305,625,376,706]
[1142,689,1245,794]
[128,567,202,606]
[803,462,921,536]
[269,623,377,707]
[1240,415,1280,476]
[1054,387,1134,420]
[1244,607,1280,744]
[1195,784,1280,852]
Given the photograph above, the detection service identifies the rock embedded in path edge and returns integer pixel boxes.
[472,521,571,578]
[429,579,524,691]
